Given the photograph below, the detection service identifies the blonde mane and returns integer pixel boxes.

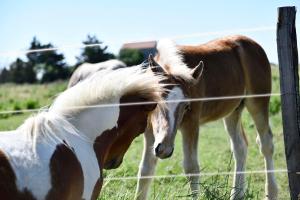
[156,39,194,82]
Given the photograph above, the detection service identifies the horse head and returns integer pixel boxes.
[148,54,203,159]
[102,95,158,169]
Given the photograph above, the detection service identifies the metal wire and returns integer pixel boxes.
[0,92,281,115]
[0,25,278,57]
[169,26,276,40]
[0,43,103,57]
[103,169,288,181]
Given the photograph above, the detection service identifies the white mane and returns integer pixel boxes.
[18,64,164,147]
[51,64,164,115]
[156,39,194,82]
[18,111,81,151]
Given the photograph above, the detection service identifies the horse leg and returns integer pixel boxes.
[181,122,200,199]
[135,128,158,200]
[246,99,278,200]
[224,105,248,200]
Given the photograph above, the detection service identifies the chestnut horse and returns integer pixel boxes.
[136,35,278,200]
[0,65,164,200]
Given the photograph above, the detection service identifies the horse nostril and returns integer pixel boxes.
[155,143,162,155]
[166,147,174,158]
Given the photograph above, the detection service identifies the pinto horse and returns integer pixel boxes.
[136,35,278,200]
[68,59,140,170]
[0,65,164,200]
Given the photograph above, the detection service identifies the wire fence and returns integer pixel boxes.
[0,25,289,183]
[0,93,281,115]
[169,26,276,40]
[0,25,280,57]
[0,43,103,57]
[103,169,288,181]
[0,92,287,180]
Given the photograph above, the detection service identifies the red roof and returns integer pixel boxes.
[121,41,157,49]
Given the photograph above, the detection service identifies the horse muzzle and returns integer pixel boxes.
[154,143,174,159]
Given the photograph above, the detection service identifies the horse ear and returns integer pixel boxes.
[191,61,204,81]
[148,54,156,66]
[148,54,165,75]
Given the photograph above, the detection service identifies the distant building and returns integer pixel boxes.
[121,41,157,59]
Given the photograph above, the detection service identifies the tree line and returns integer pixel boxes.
[0,35,144,84]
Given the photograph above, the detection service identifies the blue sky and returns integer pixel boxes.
[0,0,299,68]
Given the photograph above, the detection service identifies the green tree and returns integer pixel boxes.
[27,37,69,83]
[76,35,115,66]
[23,62,37,83]
[118,48,144,66]
[0,58,36,84]
[8,58,28,83]
[0,68,11,83]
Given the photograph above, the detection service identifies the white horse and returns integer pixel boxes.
[0,65,164,200]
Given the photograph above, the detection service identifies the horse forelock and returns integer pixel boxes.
[156,39,194,83]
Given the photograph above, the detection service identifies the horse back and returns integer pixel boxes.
[179,35,271,123]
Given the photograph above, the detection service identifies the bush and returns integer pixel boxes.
[119,49,144,66]
[269,97,281,115]
[0,104,11,119]
[12,102,23,115]
[13,102,22,111]
[25,99,39,109]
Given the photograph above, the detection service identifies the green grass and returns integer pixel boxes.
[0,81,67,119]
[0,68,291,199]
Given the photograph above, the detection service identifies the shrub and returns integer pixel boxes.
[119,49,144,66]
[25,99,39,109]
[12,102,22,115]
[269,97,281,115]
[13,102,22,111]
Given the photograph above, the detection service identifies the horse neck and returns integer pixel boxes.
[68,106,120,143]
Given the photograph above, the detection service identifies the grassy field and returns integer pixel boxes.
[0,68,290,199]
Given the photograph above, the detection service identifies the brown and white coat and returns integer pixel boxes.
[0,65,164,200]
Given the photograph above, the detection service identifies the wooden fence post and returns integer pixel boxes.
[277,6,300,200]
